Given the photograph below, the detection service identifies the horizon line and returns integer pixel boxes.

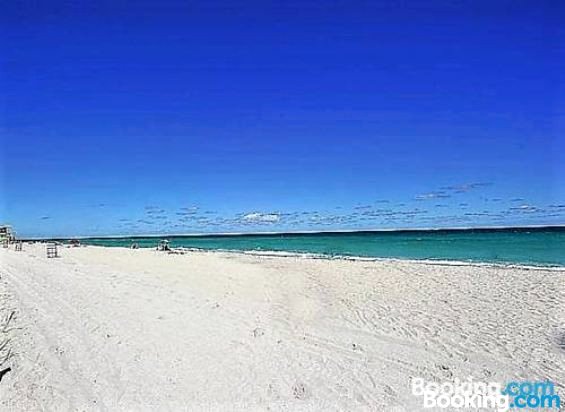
[18,223,565,241]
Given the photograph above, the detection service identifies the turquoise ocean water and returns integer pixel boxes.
[78,227,565,267]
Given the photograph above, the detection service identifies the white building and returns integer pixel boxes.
[0,225,14,242]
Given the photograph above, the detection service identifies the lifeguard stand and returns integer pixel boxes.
[46,243,58,258]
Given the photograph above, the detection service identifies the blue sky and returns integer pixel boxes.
[1,1,564,238]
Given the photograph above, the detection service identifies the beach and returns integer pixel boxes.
[0,244,563,411]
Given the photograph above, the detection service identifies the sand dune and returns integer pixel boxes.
[0,244,563,411]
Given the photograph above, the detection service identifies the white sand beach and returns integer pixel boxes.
[0,244,563,411]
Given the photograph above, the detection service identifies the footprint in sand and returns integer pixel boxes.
[292,382,308,400]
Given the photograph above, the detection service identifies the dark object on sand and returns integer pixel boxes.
[15,241,22,251]
[0,367,11,382]
[69,239,81,247]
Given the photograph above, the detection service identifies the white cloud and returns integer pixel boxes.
[441,182,492,193]
[415,191,450,200]
[242,212,280,223]
[516,204,538,212]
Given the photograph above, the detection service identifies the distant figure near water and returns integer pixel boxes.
[157,240,170,251]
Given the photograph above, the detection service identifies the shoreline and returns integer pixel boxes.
[76,244,565,271]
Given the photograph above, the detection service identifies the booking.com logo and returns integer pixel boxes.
[412,377,561,410]
[503,380,560,409]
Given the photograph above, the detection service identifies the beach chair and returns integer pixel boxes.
[15,242,22,251]
[46,243,58,258]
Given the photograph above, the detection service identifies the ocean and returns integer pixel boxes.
[77,226,565,267]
